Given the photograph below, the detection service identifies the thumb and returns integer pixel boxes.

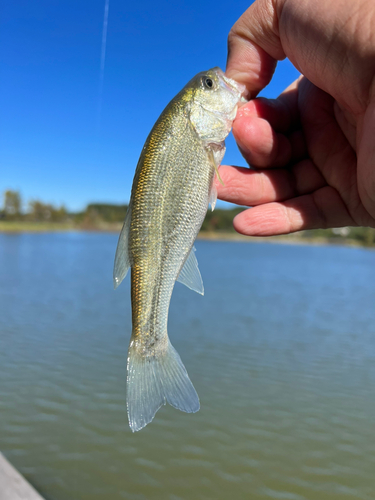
[227,0,374,113]
[226,0,286,99]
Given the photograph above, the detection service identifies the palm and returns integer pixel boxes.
[217,77,375,236]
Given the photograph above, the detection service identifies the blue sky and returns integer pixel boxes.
[1,0,300,212]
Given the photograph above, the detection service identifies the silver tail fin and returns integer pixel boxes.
[127,338,200,432]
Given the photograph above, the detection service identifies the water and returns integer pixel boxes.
[0,233,375,500]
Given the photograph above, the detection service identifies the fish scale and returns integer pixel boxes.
[114,67,244,431]
[130,111,211,342]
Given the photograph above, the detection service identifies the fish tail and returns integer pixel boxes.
[127,337,200,432]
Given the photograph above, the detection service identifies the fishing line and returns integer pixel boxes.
[97,0,110,131]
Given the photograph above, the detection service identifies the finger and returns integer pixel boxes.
[232,116,307,169]
[217,160,326,206]
[233,114,292,168]
[217,165,295,205]
[237,80,300,133]
[233,186,356,236]
[226,0,285,98]
[232,82,305,168]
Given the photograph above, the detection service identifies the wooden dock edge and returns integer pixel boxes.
[0,453,45,500]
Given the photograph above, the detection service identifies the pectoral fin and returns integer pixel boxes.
[207,145,225,186]
[177,246,204,295]
[113,206,132,289]
[211,143,225,169]
[209,182,217,211]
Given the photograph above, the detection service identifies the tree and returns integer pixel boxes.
[3,190,22,218]
[27,200,68,222]
[28,200,52,221]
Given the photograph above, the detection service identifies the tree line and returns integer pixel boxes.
[1,189,375,245]
[0,190,129,226]
[1,190,68,222]
[1,189,240,230]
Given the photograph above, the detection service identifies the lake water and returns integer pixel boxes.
[0,233,375,500]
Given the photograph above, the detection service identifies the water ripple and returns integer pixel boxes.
[1,235,375,499]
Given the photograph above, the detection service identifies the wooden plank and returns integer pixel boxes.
[0,453,45,500]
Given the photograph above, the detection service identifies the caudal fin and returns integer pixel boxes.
[127,339,200,432]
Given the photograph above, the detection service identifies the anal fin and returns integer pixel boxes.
[177,246,204,295]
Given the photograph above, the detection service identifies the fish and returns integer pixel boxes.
[113,67,244,432]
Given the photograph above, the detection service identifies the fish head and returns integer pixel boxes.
[184,67,246,144]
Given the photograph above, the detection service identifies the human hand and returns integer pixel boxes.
[219,0,375,236]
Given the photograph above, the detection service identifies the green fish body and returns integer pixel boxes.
[114,67,244,431]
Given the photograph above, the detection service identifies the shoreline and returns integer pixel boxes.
[197,231,367,248]
[0,221,122,233]
[0,222,370,249]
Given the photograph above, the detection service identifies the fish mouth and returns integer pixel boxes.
[215,68,246,99]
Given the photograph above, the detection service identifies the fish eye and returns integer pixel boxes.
[203,77,214,89]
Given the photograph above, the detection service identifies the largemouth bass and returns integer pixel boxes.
[114,67,244,432]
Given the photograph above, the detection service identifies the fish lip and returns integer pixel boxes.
[220,72,247,98]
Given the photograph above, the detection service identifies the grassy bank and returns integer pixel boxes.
[0,220,123,233]
[0,221,77,232]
